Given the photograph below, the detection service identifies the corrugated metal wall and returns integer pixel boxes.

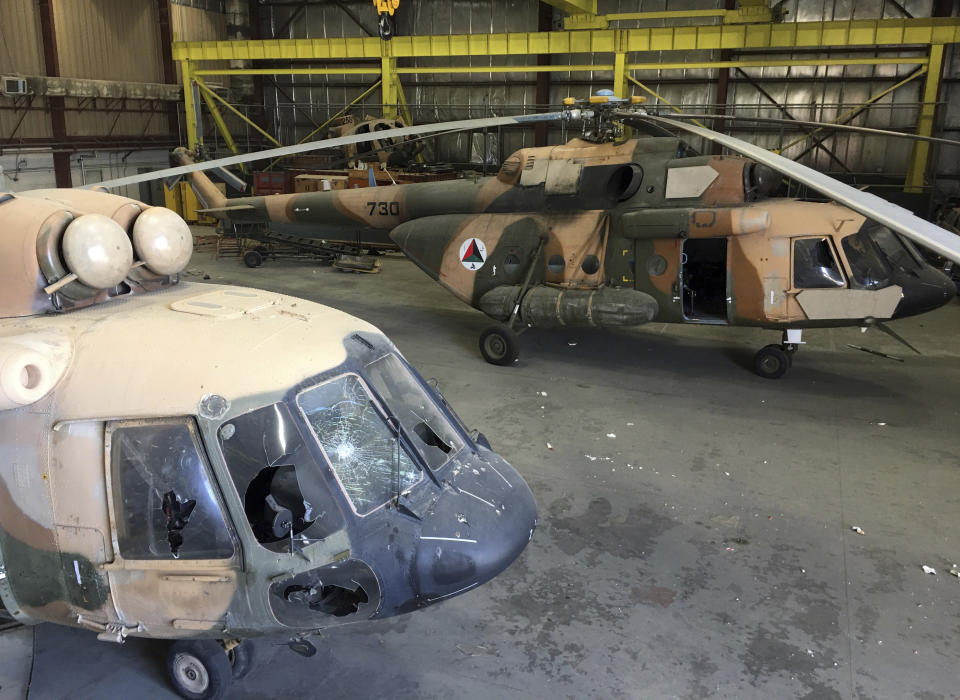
[0,0,226,193]
[263,0,956,186]
[0,0,51,139]
[0,0,228,147]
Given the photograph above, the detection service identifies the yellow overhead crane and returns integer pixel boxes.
[174,13,960,192]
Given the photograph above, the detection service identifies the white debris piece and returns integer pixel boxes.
[567,342,577,347]
[948,566,959,578]
[585,454,597,462]
[540,391,548,397]
[877,422,887,426]
[606,433,616,439]
[922,565,937,575]
[851,526,865,535]
[626,422,634,426]
[546,442,553,450]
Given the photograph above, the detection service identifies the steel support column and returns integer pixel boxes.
[905,44,944,192]
[534,3,553,147]
[156,0,180,137]
[182,60,201,151]
[37,0,70,187]
[381,54,398,120]
[612,51,627,98]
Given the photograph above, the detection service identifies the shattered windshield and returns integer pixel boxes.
[364,354,463,471]
[297,374,420,516]
[842,233,891,289]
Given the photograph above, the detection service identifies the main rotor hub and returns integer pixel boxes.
[561,91,648,143]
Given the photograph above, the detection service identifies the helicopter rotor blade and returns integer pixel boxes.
[82,112,564,192]
[650,112,960,148]
[624,113,960,265]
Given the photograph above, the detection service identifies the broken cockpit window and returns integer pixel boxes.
[109,418,235,560]
[364,354,463,471]
[218,402,345,550]
[297,374,421,516]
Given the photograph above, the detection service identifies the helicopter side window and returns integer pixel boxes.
[297,374,421,516]
[364,353,463,472]
[841,233,891,289]
[109,418,236,560]
[793,237,845,289]
[866,226,923,274]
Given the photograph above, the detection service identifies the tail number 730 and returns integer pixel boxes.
[367,201,401,216]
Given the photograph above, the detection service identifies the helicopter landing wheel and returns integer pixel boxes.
[479,324,520,366]
[753,344,791,379]
[243,250,263,268]
[167,639,234,700]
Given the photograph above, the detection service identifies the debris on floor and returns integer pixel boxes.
[851,526,865,535]
[546,442,553,450]
[949,565,959,578]
[921,565,937,575]
[606,433,616,438]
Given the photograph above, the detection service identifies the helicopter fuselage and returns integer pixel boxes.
[208,136,956,334]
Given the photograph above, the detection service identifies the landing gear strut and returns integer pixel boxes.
[477,238,545,366]
[753,329,802,379]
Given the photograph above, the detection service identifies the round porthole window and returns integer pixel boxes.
[503,253,521,275]
[646,254,668,276]
[547,254,565,274]
[581,254,600,275]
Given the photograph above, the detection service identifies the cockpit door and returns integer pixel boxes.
[103,417,241,635]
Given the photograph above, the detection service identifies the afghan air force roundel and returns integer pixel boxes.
[459,237,487,270]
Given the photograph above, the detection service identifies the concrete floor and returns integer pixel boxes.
[15,245,960,699]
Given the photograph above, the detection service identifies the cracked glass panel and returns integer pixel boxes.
[365,354,463,471]
[110,418,235,560]
[298,374,420,515]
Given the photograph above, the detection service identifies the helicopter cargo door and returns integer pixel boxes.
[681,238,729,323]
[103,417,242,636]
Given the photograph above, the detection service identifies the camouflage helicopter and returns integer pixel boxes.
[0,185,537,699]
[93,100,960,379]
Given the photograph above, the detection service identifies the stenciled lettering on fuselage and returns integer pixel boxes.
[459,237,487,271]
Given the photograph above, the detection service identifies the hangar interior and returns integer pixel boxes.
[1,1,959,699]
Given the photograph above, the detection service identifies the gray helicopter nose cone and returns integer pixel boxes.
[894,266,958,318]
[413,450,536,603]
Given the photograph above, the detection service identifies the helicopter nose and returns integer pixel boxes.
[893,267,957,318]
[413,449,536,603]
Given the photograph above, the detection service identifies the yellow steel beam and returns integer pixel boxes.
[778,67,926,153]
[196,78,282,147]
[628,56,927,71]
[194,67,380,76]
[612,53,627,98]
[190,57,925,79]
[381,55,398,119]
[196,79,245,171]
[173,18,960,62]
[182,59,200,150]
[905,44,944,192]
